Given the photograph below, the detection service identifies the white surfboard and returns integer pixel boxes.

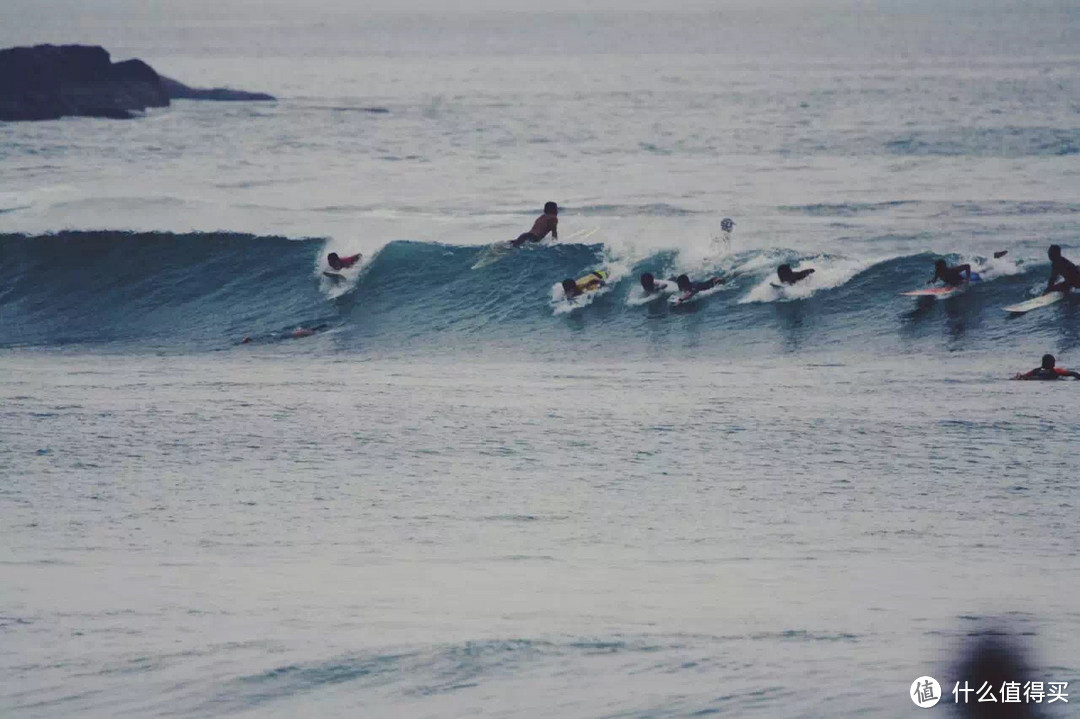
[901,286,964,299]
[1003,291,1064,314]
[471,241,514,270]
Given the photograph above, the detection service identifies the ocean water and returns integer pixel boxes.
[2,3,1080,717]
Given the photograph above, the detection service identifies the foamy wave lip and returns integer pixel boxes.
[963,252,1023,281]
[739,254,880,304]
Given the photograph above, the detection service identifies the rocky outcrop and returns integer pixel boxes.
[0,44,275,122]
[159,76,275,102]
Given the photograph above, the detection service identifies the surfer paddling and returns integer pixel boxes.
[1014,354,1080,380]
[639,272,670,295]
[510,201,559,247]
[1046,245,1080,294]
[675,273,725,296]
[777,264,814,285]
[928,259,976,287]
[561,270,606,299]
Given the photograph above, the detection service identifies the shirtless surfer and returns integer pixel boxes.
[928,259,976,287]
[1046,245,1080,294]
[510,202,559,247]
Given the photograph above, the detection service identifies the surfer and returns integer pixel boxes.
[327,252,361,271]
[675,273,726,295]
[640,272,667,294]
[561,270,606,299]
[510,201,559,247]
[1014,354,1080,380]
[777,264,814,285]
[1045,245,1080,294]
[928,259,975,287]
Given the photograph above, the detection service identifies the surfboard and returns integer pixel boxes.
[1004,291,1064,314]
[471,241,513,270]
[323,271,345,282]
[566,227,598,241]
[901,286,963,298]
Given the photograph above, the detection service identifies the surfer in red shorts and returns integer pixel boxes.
[327,252,361,271]
[510,202,559,247]
[1014,354,1080,380]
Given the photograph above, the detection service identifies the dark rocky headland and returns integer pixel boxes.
[0,44,275,122]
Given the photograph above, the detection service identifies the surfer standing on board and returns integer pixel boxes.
[510,202,559,247]
[1014,354,1080,380]
[1046,245,1080,294]
[928,259,975,287]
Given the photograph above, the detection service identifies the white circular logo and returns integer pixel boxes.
[911,676,942,708]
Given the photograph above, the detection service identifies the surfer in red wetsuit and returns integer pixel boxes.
[1046,245,1080,294]
[510,202,559,247]
[327,252,361,271]
[1014,354,1080,380]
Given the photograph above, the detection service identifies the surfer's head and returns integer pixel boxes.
[1042,353,1056,369]
[544,201,558,215]
[676,274,692,293]
[935,258,947,273]
[327,252,342,270]
[640,273,656,292]
[1049,244,1062,259]
[721,218,735,232]
[777,264,793,282]
[561,278,579,298]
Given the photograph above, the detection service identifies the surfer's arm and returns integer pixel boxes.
[1047,267,1061,293]
[1062,370,1080,380]
[959,264,971,280]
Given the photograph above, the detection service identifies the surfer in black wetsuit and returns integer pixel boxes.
[1045,245,1080,294]
[777,264,814,285]
[511,202,559,247]
[1014,354,1080,380]
[929,259,974,287]
[675,274,725,295]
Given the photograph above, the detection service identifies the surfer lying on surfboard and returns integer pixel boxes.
[676,273,726,295]
[327,252,361,271]
[510,201,559,247]
[928,259,978,287]
[561,270,606,299]
[777,264,814,285]
[1014,354,1080,380]
[1046,245,1080,294]
[639,273,674,296]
